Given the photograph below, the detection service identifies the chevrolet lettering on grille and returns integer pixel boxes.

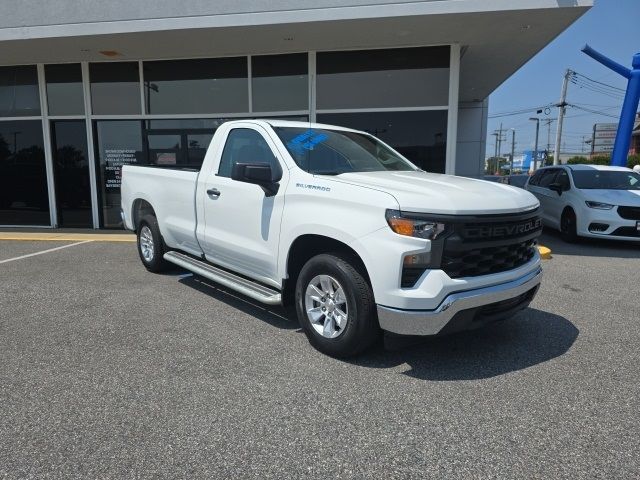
[464,218,542,240]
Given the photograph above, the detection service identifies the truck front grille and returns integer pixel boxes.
[441,239,537,278]
[436,211,542,279]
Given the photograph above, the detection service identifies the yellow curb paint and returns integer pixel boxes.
[0,232,136,243]
[538,245,552,259]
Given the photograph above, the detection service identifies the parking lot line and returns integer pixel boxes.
[0,240,93,264]
[0,232,135,242]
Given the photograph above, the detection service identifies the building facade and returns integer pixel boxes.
[0,0,591,228]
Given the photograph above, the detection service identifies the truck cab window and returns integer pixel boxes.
[218,128,279,178]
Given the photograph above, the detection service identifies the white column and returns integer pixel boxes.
[445,44,461,175]
[81,62,101,229]
[37,64,56,228]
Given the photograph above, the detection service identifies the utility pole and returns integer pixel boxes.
[529,118,540,172]
[497,122,503,159]
[543,118,554,153]
[554,69,572,165]
[510,129,516,175]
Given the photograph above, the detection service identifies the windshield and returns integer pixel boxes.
[273,126,416,175]
[571,170,640,190]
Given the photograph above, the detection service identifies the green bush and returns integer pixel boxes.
[589,155,612,165]
[566,156,589,164]
[627,154,640,169]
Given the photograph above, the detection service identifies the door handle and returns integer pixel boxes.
[206,188,221,197]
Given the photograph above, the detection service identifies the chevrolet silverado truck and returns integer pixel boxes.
[121,120,543,357]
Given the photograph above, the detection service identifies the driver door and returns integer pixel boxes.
[199,125,288,286]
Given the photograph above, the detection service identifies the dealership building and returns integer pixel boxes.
[0,0,590,229]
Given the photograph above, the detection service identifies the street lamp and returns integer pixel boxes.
[529,118,540,172]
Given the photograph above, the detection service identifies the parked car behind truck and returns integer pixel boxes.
[525,164,640,242]
[121,120,543,357]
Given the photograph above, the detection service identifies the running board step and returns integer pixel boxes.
[163,251,282,305]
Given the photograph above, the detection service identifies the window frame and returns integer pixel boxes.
[216,126,283,180]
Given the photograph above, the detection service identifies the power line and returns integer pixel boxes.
[568,104,620,119]
[572,71,625,93]
[488,103,554,119]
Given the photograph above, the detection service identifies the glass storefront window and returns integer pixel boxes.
[45,64,84,116]
[0,66,40,117]
[143,58,248,114]
[90,62,141,115]
[317,110,448,173]
[317,46,450,110]
[144,118,228,169]
[51,120,92,227]
[93,118,231,227]
[0,120,49,225]
[252,53,308,112]
[94,120,145,228]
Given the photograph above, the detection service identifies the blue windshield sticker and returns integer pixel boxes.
[287,129,328,154]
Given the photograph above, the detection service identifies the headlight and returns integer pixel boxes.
[385,210,448,240]
[585,201,614,210]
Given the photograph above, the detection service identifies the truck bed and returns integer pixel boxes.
[121,165,203,256]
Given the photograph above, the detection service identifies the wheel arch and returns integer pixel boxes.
[283,234,371,306]
[131,198,156,231]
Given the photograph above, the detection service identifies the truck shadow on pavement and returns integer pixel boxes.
[176,273,578,382]
[351,308,578,381]
[178,274,299,331]
[540,229,640,258]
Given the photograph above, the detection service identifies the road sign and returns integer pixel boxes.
[593,144,615,153]
[594,123,618,131]
[593,137,615,146]
[594,130,617,139]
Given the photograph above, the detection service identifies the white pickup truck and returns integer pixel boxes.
[121,120,543,357]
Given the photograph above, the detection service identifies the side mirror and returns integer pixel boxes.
[231,162,282,196]
[549,182,563,195]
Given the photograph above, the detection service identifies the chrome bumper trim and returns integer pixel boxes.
[377,267,542,336]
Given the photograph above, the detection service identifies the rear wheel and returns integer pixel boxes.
[295,253,379,358]
[560,208,578,243]
[137,214,169,272]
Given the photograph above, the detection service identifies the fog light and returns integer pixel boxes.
[403,252,430,266]
[401,252,431,288]
[588,222,609,233]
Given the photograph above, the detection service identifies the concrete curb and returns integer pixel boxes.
[538,245,552,259]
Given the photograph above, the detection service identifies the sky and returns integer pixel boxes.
[486,0,640,158]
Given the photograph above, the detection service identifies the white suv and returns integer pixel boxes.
[525,164,640,242]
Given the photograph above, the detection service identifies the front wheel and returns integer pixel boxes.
[560,208,578,243]
[295,253,379,358]
[137,214,169,272]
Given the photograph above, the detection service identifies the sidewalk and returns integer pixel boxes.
[0,228,135,242]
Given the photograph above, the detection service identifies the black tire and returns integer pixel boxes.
[560,208,579,243]
[137,214,169,272]
[295,252,379,358]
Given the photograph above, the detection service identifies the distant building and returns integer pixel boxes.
[591,114,640,157]
[630,114,640,155]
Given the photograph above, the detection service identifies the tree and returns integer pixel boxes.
[567,156,589,164]
[628,154,640,168]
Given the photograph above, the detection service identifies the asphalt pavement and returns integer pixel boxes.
[0,232,638,479]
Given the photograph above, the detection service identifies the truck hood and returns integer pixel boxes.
[581,189,640,206]
[327,171,539,215]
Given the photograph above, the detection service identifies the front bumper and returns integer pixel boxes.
[377,267,542,336]
[576,205,640,241]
